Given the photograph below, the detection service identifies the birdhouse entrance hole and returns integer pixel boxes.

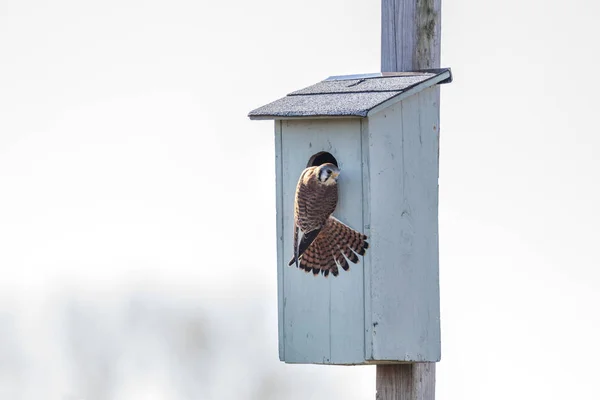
[306,151,338,168]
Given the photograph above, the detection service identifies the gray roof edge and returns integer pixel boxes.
[419,68,453,84]
[324,68,452,83]
[248,114,366,120]
[287,68,452,97]
[247,68,452,120]
[365,69,452,116]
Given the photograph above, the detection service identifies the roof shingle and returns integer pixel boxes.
[248,69,451,120]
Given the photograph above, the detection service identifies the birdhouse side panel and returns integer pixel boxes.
[366,87,441,362]
[274,121,285,361]
[278,118,367,364]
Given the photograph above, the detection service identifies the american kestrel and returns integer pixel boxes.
[288,163,369,277]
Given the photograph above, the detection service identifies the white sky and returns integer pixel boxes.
[1,0,599,399]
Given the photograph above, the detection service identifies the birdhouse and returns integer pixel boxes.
[248,69,452,365]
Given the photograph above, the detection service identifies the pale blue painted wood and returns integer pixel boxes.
[360,119,374,361]
[417,87,442,360]
[274,121,285,361]
[366,87,441,362]
[328,122,365,363]
[279,119,366,364]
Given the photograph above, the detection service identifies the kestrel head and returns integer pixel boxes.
[316,163,340,185]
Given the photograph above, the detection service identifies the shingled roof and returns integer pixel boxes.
[248,69,452,120]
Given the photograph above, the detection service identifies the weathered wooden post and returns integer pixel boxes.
[378,1,442,398]
[248,1,449,398]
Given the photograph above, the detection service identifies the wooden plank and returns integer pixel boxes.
[376,363,436,400]
[366,91,440,363]
[275,120,285,361]
[329,119,368,364]
[381,0,442,72]
[280,119,366,364]
[361,119,374,361]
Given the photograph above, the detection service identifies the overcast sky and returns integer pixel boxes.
[1,0,599,399]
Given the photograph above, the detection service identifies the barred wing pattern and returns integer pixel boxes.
[288,163,368,277]
[294,216,369,277]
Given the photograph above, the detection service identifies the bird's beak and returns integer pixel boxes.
[332,171,340,180]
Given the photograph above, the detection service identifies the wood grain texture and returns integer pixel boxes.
[371,87,440,396]
[376,363,435,400]
[367,87,441,362]
[279,119,366,364]
[275,121,285,361]
[361,118,374,361]
[381,0,441,71]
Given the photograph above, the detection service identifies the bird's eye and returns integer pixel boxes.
[327,170,332,175]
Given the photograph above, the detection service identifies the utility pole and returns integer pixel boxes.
[377,0,441,399]
[381,0,441,71]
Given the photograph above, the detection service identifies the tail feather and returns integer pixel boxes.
[290,216,368,277]
[299,244,316,272]
[311,240,324,276]
[341,245,359,264]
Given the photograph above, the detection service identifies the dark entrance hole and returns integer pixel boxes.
[306,151,338,168]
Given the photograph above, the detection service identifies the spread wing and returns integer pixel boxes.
[296,216,369,277]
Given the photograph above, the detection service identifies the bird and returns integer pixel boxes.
[288,162,369,277]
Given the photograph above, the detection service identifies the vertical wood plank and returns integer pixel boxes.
[361,119,374,361]
[381,0,441,72]
[376,363,435,400]
[329,120,367,364]
[367,91,440,363]
[281,121,331,363]
[275,120,285,361]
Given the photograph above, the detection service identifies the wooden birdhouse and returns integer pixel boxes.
[248,69,452,365]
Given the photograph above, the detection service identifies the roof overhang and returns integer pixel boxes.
[248,68,452,120]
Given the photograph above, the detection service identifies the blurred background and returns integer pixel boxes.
[1,0,599,399]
